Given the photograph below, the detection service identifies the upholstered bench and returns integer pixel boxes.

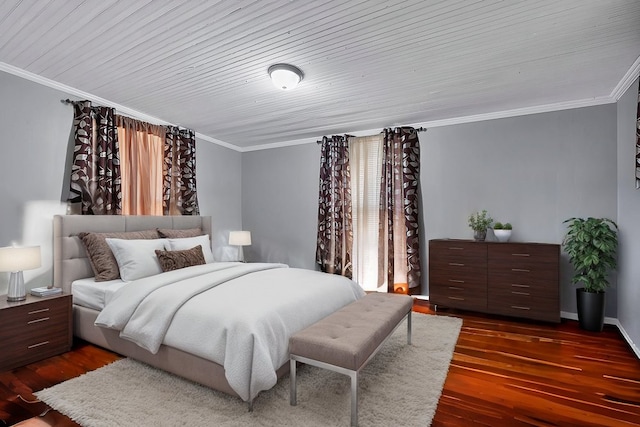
[289,292,413,426]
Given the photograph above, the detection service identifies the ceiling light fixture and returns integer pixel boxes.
[268,64,303,90]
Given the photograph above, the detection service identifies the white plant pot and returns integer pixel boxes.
[493,229,512,242]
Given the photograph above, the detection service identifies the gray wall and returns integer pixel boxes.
[242,143,320,267]
[0,70,242,294]
[421,105,618,316]
[242,104,619,317]
[616,77,640,354]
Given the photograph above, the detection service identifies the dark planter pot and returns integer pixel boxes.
[576,288,605,332]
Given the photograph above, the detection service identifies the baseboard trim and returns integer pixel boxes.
[561,311,640,359]
[612,320,640,359]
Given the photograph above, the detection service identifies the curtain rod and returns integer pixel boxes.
[316,127,426,144]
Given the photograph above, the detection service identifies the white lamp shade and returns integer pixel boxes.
[229,231,252,246]
[268,64,303,90]
[0,246,41,272]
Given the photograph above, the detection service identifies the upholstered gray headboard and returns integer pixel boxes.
[53,215,212,294]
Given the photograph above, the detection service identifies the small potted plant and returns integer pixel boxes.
[562,217,617,332]
[468,210,493,241]
[492,222,513,242]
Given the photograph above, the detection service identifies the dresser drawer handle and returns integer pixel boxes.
[448,296,465,301]
[512,268,530,272]
[511,291,530,296]
[448,286,464,291]
[511,305,531,310]
[512,253,530,257]
[448,247,464,250]
[449,262,465,266]
[28,341,50,349]
[511,284,530,288]
[27,317,50,324]
[28,308,50,315]
[448,279,465,283]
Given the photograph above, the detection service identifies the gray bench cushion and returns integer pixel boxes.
[289,293,413,371]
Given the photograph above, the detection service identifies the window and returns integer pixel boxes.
[349,135,384,291]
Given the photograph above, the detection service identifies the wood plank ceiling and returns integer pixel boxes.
[0,0,639,150]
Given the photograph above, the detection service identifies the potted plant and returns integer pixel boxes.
[562,217,618,332]
[468,210,493,241]
[492,222,513,242]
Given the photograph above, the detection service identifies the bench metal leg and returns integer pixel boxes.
[407,310,412,345]
[290,358,297,406]
[350,370,358,427]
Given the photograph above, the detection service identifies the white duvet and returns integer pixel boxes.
[95,262,364,401]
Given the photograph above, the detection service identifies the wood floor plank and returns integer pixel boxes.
[1,300,639,426]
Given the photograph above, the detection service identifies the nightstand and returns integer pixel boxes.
[0,293,72,371]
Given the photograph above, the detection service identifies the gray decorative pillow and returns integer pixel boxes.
[157,228,203,238]
[155,245,206,272]
[78,229,159,281]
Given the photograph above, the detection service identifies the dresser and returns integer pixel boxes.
[429,240,560,322]
[0,293,72,371]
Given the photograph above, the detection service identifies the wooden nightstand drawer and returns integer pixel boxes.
[0,293,72,371]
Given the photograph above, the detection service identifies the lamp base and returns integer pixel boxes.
[7,271,26,302]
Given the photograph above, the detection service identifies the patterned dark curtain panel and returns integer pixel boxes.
[379,127,422,292]
[69,100,122,215]
[316,135,353,278]
[164,127,199,215]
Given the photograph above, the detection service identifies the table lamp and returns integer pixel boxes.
[0,246,41,301]
[229,231,251,262]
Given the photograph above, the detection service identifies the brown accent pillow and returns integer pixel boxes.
[78,229,159,281]
[155,245,206,272]
[156,228,203,238]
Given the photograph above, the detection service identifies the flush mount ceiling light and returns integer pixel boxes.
[268,64,303,90]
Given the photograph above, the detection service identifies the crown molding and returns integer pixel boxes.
[610,55,640,101]
[0,61,243,152]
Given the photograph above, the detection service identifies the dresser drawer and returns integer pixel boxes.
[488,269,558,291]
[488,280,556,299]
[488,244,559,270]
[488,291,560,322]
[430,240,487,264]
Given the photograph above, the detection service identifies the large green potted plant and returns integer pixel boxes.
[562,217,618,331]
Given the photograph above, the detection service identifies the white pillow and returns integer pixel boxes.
[105,238,168,282]
[165,235,214,263]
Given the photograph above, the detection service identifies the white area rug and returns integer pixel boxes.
[36,313,462,427]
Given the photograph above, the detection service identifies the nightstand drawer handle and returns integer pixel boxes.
[448,296,465,301]
[27,317,50,324]
[512,268,530,272]
[448,279,465,283]
[28,308,50,315]
[448,247,464,250]
[449,262,464,266]
[512,253,530,257]
[511,284,530,288]
[448,286,464,291]
[28,341,50,349]
[511,305,531,310]
[511,291,530,296]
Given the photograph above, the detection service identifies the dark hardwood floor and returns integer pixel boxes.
[1,301,639,426]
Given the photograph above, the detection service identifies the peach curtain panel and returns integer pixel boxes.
[116,116,165,215]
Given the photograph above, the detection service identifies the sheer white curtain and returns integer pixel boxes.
[349,135,385,291]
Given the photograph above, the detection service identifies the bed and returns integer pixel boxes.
[52,215,364,406]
